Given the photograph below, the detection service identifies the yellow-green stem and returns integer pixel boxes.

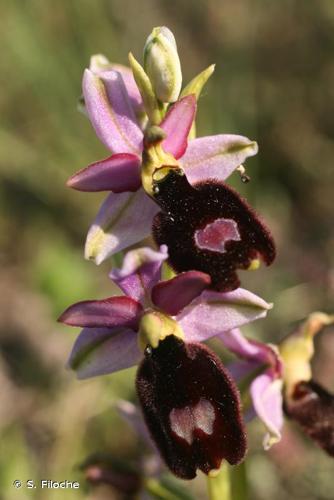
[144,478,177,500]
[231,462,248,500]
[207,464,231,500]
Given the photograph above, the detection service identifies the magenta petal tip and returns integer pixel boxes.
[58,296,143,329]
[66,153,141,193]
[151,270,211,315]
[161,95,197,159]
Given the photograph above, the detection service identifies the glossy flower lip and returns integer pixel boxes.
[58,246,272,380]
[69,59,258,265]
[152,170,276,291]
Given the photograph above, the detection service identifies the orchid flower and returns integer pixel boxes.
[280,312,334,457]
[221,329,284,450]
[67,54,260,268]
[58,246,273,479]
[58,246,272,378]
[225,312,334,457]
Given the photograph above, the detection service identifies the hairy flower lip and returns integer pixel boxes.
[152,171,276,292]
[284,379,334,457]
[136,335,247,479]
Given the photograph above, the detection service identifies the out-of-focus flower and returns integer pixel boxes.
[226,312,334,457]
[143,26,182,103]
[280,312,334,456]
[67,55,259,266]
[58,247,272,478]
[81,453,142,496]
[223,330,283,449]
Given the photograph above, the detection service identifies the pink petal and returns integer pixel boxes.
[160,95,197,159]
[58,296,143,329]
[116,400,158,452]
[111,64,144,118]
[151,271,211,315]
[250,373,284,449]
[227,359,260,382]
[180,134,258,185]
[219,328,264,359]
[109,246,168,304]
[85,188,159,264]
[176,288,272,342]
[220,329,283,382]
[89,56,143,118]
[83,69,143,155]
[68,327,141,379]
[67,153,141,192]
[218,330,284,449]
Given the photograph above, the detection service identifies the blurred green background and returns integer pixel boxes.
[1,0,334,498]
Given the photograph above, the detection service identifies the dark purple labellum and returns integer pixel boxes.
[285,380,334,457]
[152,171,275,291]
[136,335,247,479]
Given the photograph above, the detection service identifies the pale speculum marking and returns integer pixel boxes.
[195,218,241,253]
[169,399,216,444]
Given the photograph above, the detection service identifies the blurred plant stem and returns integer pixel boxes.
[144,477,181,499]
[207,463,231,500]
[231,462,248,500]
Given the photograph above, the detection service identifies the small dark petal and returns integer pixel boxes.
[285,380,334,457]
[136,335,247,480]
[81,454,141,495]
[152,171,275,291]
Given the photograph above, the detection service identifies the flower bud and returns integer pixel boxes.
[143,27,182,103]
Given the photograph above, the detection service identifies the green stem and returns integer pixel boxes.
[231,462,248,500]
[207,464,231,500]
[144,478,177,499]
